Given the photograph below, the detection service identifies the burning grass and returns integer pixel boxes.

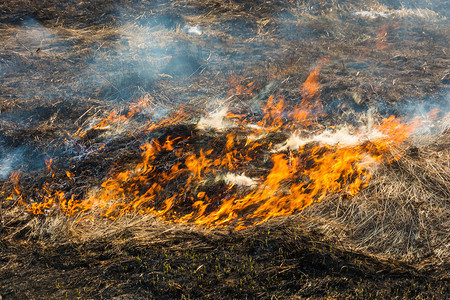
[0,135,448,298]
[0,0,449,298]
[4,70,422,230]
[1,72,448,298]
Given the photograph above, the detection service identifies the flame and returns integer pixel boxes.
[228,76,256,96]
[6,171,22,202]
[76,96,156,138]
[301,66,321,102]
[66,171,74,179]
[375,25,388,50]
[8,66,424,229]
[45,158,54,178]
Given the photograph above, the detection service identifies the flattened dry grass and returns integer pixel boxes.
[299,133,450,267]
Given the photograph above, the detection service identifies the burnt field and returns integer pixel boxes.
[0,0,449,299]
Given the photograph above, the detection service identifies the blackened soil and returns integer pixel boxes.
[0,223,448,299]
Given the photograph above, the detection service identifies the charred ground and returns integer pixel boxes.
[0,0,449,299]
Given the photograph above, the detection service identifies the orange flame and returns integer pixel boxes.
[76,96,155,138]
[301,66,321,102]
[376,25,388,50]
[45,158,54,178]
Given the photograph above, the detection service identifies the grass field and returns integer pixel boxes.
[0,0,449,298]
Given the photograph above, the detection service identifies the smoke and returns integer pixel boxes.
[222,173,258,187]
[400,93,450,137]
[0,0,448,178]
[0,18,75,101]
[0,141,48,179]
[84,5,278,104]
[1,14,207,104]
[85,13,205,102]
[197,107,230,131]
[12,18,57,52]
[275,124,386,152]
[0,147,23,180]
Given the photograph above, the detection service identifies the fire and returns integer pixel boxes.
[6,170,22,202]
[301,66,321,102]
[66,171,74,179]
[45,158,54,178]
[228,76,256,96]
[75,96,178,138]
[5,67,421,229]
[375,25,388,50]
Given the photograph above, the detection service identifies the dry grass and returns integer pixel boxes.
[3,133,448,262]
[1,0,449,298]
[299,134,450,266]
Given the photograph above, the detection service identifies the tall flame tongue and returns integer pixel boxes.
[11,66,416,229]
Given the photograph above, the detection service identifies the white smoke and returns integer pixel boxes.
[197,107,231,131]
[0,148,24,180]
[222,173,258,187]
[275,126,386,152]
